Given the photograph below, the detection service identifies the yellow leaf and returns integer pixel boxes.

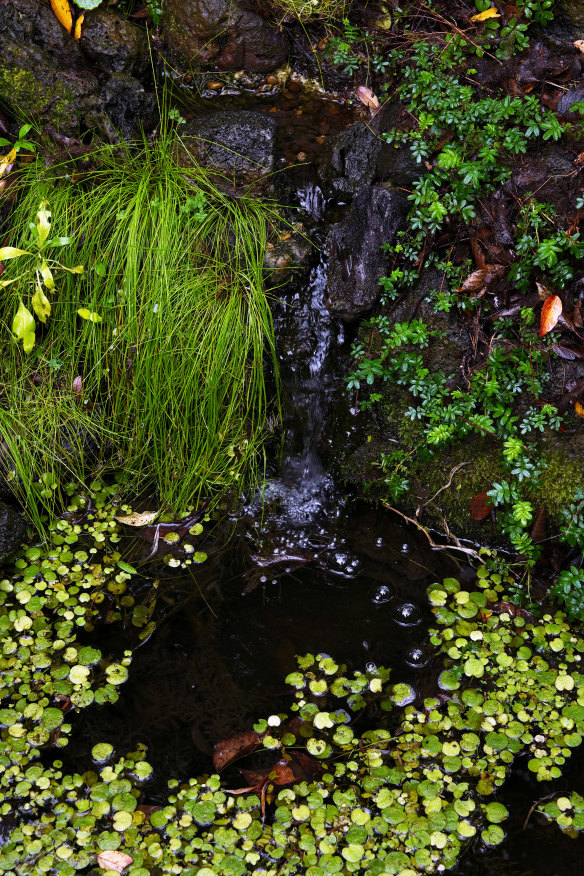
[32,284,51,324]
[74,13,84,40]
[12,300,35,346]
[77,308,102,323]
[0,148,16,179]
[575,401,584,419]
[36,201,51,248]
[63,264,84,274]
[471,7,501,21]
[40,260,55,291]
[50,0,73,34]
[22,330,35,354]
[0,247,30,260]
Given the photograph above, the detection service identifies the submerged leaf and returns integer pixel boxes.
[213,730,264,771]
[540,295,562,337]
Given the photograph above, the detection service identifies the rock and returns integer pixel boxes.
[0,502,26,560]
[78,9,148,77]
[85,73,158,142]
[160,0,289,72]
[0,0,153,138]
[178,111,277,185]
[557,0,584,35]
[325,184,409,321]
[318,121,381,197]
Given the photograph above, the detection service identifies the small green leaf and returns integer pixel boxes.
[77,308,102,323]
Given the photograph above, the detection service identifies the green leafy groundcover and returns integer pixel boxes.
[1,506,584,874]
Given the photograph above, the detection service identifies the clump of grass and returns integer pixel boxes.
[270,0,347,24]
[0,134,280,528]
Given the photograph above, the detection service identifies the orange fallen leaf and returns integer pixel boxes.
[356,86,380,112]
[74,13,84,40]
[471,7,501,21]
[539,294,562,337]
[50,0,73,34]
[96,851,133,874]
[469,490,494,521]
[575,400,584,418]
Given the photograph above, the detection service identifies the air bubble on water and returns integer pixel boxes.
[392,602,422,626]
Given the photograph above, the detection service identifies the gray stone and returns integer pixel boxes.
[325,184,409,321]
[78,8,148,77]
[161,0,289,72]
[0,502,26,560]
[179,111,277,185]
[319,121,381,197]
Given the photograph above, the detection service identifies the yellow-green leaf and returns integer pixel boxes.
[63,264,84,274]
[36,200,51,248]
[0,247,30,260]
[40,260,55,291]
[32,285,51,323]
[471,7,500,20]
[12,300,35,340]
[77,308,102,323]
[22,330,35,354]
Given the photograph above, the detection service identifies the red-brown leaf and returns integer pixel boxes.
[539,294,563,337]
[469,490,494,521]
[213,730,264,771]
[530,504,547,544]
[72,375,83,395]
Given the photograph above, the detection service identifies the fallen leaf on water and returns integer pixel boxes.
[74,13,84,40]
[213,729,264,771]
[356,86,380,112]
[471,7,501,21]
[96,851,133,874]
[469,491,494,521]
[50,0,73,34]
[575,401,584,419]
[114,510,160,527]
[539,294,562,337]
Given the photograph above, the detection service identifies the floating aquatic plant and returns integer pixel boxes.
[1,558,584,874]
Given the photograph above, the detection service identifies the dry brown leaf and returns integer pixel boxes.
[471,7,501,21]
[575,400,584,419]
[356,86,380,112]
[573,300,583,328]
[96,851,133,874]
[74,13,84,40]
[539,294,562,337]
[114,510,160,527]
[459,264,504,296]
[530,504,547,544]
[536,281,551,301]
[50,0,73,33]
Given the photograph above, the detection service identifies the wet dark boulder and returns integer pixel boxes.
[319,120,381,198]
[78,9,149,78]
[160,0,289,72]
[557,1,584,36]
[84,73,158,142]
[325,184,409,321]
[0,0,151,138]
[0,502,26,560]
[178,111,277,185]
